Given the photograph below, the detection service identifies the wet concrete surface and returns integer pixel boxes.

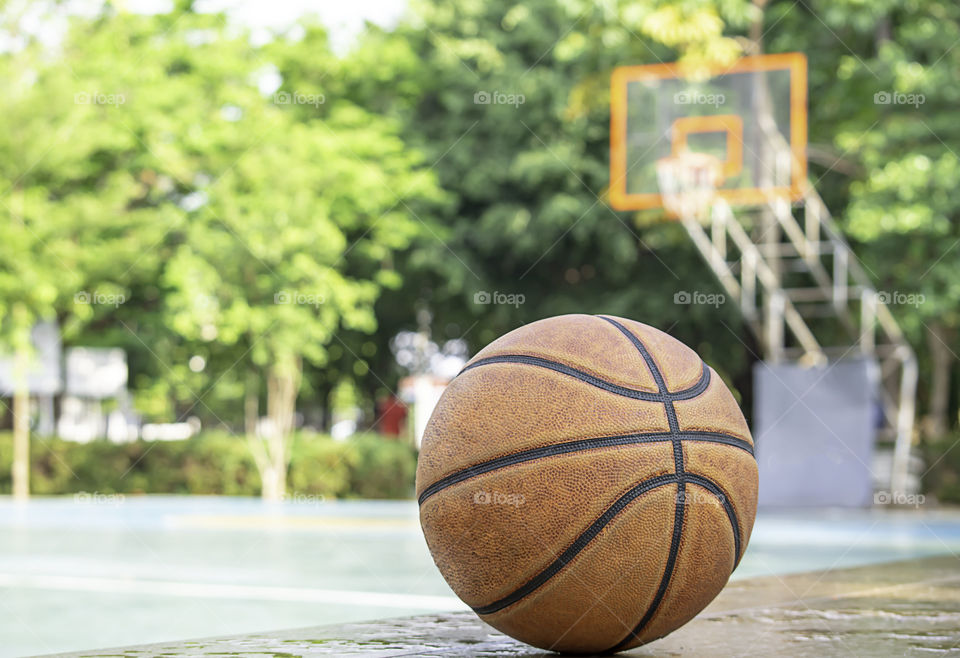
[45,554,960,657]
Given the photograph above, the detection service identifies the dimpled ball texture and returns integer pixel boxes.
[416,314,758,654]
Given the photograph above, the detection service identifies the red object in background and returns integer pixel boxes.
[376,394,408,437]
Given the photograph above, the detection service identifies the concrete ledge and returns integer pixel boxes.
[47,555,960,656]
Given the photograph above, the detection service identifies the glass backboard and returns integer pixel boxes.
[610,53,807,211]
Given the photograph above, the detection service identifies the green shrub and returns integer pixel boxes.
[347,433,418,499]
[0,431,417,499]
[288,434,357,498]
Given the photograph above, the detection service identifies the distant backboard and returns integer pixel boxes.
[0,322,61,396]
[66,347,128,399]
[610,53,807,211]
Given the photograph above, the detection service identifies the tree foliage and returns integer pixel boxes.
[1,0,959,497]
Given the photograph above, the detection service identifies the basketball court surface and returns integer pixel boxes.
[4,497,960,656]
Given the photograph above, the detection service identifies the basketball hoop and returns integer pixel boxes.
[656,152,724,220]
[609,54,807,211]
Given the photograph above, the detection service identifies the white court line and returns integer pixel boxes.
[0,573,468,610]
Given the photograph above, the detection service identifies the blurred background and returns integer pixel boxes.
[2,0,960,655]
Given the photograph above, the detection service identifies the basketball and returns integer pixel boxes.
[416,314,758,653]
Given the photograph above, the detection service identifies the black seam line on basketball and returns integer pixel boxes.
[607,474,743,652]
[597,315,688,653]
[596,316,670,395]
[458,354,710,403]
[685,474,742,568]
[416,431,753,505]
[596,316,685,436]
[608,479,687,653]
[470,473,679,616]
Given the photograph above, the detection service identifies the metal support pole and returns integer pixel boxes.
[860,289,877,356]
[833,247,848,310]
[891,348,918,495]
[767,290,786,364]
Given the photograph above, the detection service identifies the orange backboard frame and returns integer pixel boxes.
[609,52,808,212]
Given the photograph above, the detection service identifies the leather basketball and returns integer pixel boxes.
[416,314,758,653]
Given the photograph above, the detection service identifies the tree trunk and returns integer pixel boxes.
[875,17,892,50]
[925,322,953,438]
[318,382,332,433]
[260,358,301,501]
[259,463,285,501]
[245,371,259,438]
[12,348,30,501]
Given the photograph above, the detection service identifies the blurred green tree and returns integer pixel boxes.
[0,5,442,498]
[3,0,959,499]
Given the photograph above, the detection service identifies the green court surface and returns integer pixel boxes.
[4,497,960,656]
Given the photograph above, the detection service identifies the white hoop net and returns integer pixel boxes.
[656,152,723,220]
